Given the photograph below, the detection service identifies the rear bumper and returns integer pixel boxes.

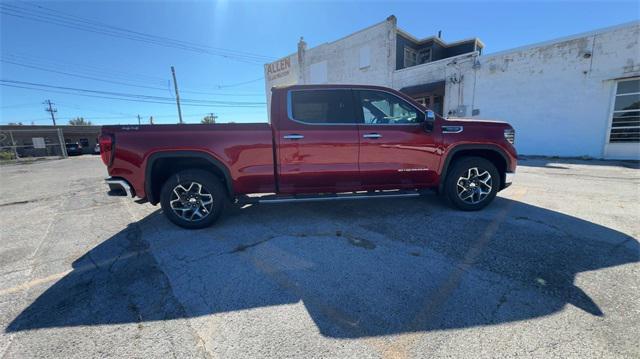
[504,171,515,188]
[105,177,133,197]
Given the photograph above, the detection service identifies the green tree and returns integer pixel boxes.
[201,114,217,124]
[69,117,92,126]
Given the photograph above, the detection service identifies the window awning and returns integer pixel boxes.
[399,81,445,97]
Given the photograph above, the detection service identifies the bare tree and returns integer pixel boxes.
[201,114,217,124]
[69,117,92,126]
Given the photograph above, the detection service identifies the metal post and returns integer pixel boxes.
[8,130,18,160]
[57,128,68,158]
[171,66,184,124]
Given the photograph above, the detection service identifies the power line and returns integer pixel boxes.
[1,59,172,92]
[217,77,265,89]
[1,80,266,105]
[25,2,274,61]
[0,103,39,109]
[4,52,168,84]
[2,54,266,97]
[1,82,267,108]
[0,3,274,64]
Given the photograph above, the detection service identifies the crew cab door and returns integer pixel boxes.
[275,89,361,194]
[355,89,440,189]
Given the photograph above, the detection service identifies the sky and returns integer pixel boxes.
[1,0,639,125]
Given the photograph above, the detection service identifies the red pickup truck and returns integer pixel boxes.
[100,84,516,229]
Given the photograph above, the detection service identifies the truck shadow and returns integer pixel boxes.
[6,195,639,338]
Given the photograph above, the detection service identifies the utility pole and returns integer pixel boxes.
[171,66,184,124]
[137,114,141,125]
[43,100,57,126]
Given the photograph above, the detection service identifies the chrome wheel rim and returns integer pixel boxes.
[169,181,214,222]
[456,167,492,205]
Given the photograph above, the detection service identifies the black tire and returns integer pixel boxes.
[443,156,501,211]
[160,169,226,229]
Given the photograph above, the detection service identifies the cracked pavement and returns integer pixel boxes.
[0,156,638,358]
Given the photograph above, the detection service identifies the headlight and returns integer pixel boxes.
[504,128,515,145]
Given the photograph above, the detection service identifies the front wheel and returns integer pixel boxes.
[160,170,226,229]
[443,157,501,211]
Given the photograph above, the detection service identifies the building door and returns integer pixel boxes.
[414,95,443,116]
[605,78,640,159]
[399,81,446,116]
[355,89,440,189]
[275,89,361,194]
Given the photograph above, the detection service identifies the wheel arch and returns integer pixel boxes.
[438,144,511,193]
[145,150,233,205]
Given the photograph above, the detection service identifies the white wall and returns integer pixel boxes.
[394,22,640,159]
[301,19,395,86]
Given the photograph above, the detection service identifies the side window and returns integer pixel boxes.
[290,89,357,124]
[358,90,424,124]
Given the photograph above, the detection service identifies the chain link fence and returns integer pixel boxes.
[0,128,68,162]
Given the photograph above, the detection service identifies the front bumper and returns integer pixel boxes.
[105,177,133,197]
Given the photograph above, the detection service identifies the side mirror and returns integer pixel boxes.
[423,110,435,132]
[426,110,435,121]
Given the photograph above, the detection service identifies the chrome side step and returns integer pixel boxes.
[252,190,421,204]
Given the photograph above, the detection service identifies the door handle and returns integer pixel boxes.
[283,134,304,140]
[363,133,382,139]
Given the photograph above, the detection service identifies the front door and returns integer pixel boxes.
[355,89,440,189]
[275,89,361,194]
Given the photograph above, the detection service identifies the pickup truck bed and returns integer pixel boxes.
[102,123,276,200]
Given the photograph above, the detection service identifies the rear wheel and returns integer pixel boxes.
[443,157,501,211]
[160,170,226,229]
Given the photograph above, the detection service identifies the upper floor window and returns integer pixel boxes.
[404,47,418,68]
[419,48,432,63]
[358,90,423,124]
[290,89,356,124]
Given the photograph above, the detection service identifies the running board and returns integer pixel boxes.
[245,190,422,204]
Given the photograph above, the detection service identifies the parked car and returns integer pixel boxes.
[100,84,517,229]
[65,142,83,156]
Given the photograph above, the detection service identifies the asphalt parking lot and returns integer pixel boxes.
[0,156,638,358]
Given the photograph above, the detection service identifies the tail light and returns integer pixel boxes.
[99,134,114,166]
[504,128,515,145]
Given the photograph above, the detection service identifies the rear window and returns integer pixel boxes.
[290,90,357,124]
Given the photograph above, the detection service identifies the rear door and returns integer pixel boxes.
[275,89,362,194]
[355,89,440,189]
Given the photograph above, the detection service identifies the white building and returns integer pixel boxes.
[264,16,640,160]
